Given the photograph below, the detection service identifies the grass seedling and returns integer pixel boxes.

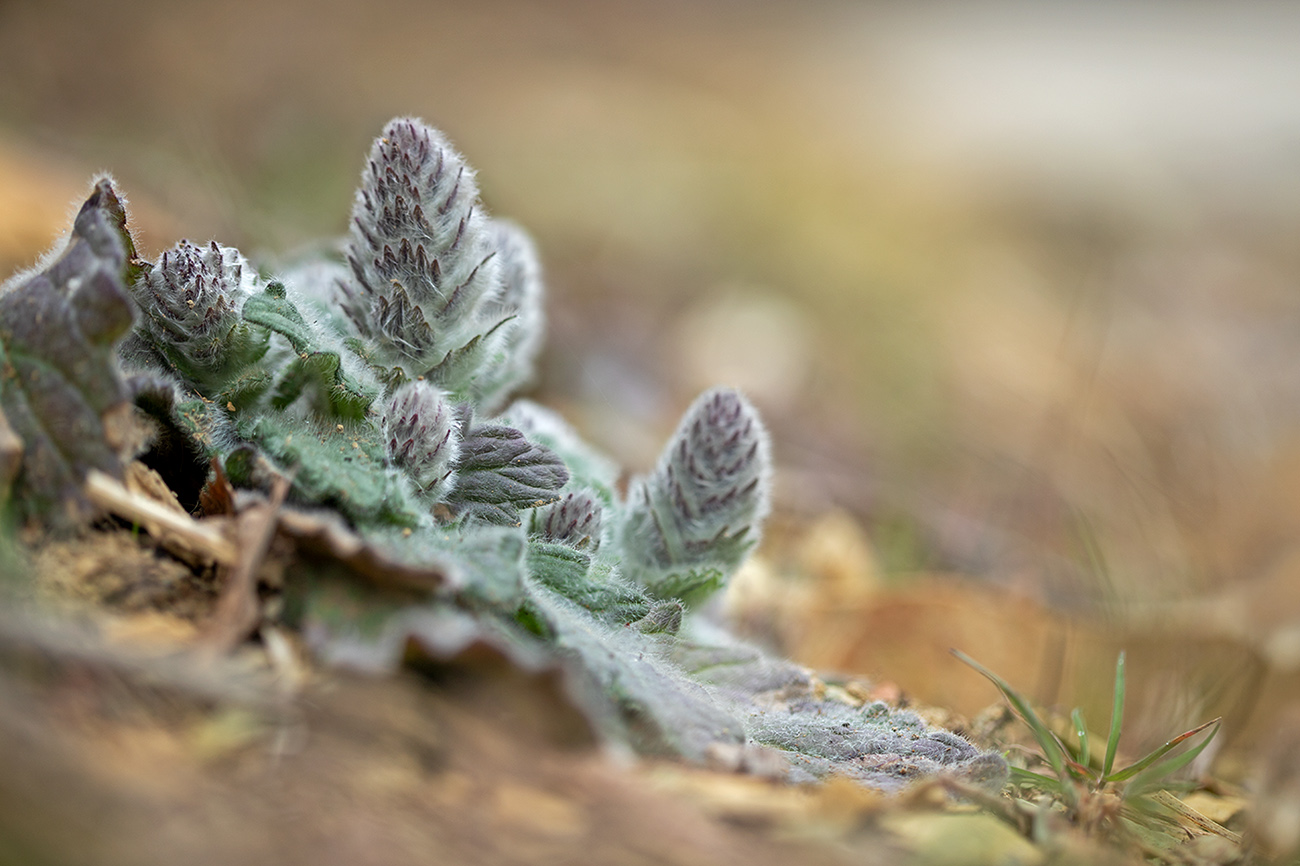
[953,649,1220,847]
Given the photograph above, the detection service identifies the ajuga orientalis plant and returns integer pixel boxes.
[0,117,1005,792]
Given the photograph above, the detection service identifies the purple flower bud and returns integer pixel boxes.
[535,490,603,551]
[381,380,460,501]
[338,117,544,407]
[134,240,262,380]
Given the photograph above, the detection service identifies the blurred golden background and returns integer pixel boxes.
[4,0,1300,772]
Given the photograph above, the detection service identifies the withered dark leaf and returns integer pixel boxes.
[0,179,139,525]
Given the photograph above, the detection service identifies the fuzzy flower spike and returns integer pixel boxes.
[341,118,542,408]
[619,387,772,602]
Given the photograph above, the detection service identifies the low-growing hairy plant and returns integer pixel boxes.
[955,649,1221,847]
[0,116,1007,790]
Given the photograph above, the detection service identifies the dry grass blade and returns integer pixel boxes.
[1148,791,1242,844]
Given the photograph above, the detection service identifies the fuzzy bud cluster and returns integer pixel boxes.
[341,118,543,408]
[0,129,1004,790]
[620,388,771,592]
[133,240,262,384]
[381,380,460,502]
[535,491,603,551]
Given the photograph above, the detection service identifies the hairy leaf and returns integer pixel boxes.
[469,220,545,410]
[523,580,746,761]
[233,414,421,528]
[497,399,621,503]
[525,541,652,625]
[286,523,530,669]
[745,699,1008,793]
[446,407,568,525]
[629,601,683,635]
[241,282,376,420]
[0,179,138,524]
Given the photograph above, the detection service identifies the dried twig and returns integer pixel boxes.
[84,469,238,565]
[197,475,290,655]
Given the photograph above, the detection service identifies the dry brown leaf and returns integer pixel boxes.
[274,508,451,593]
[197,477,288,655]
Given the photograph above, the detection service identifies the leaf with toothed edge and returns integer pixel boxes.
[233,413,422,528]
[446,406,568,526]
[496,399,621,504]
[524,542,652,626]
[640,567,726,608]
[414,315,515,404]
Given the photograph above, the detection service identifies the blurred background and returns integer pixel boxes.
[4,0,1300,771]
